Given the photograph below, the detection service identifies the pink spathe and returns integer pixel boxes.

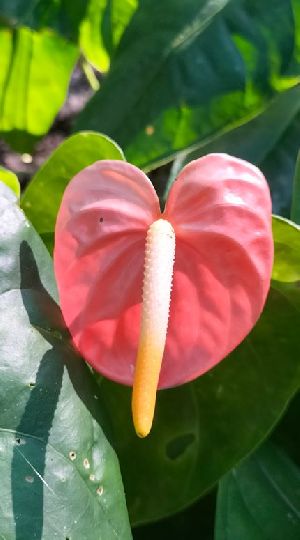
[54,154,273,389]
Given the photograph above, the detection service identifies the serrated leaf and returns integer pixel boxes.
[0,182,132,539]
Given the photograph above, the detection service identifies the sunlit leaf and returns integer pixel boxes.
[76,0,300,170]
[0,182,132,539]
[0,166,20,198]
[80,0,138,71]
[165,85,300,217]
[0,26,78,150]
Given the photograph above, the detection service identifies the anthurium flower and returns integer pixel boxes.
[54,154,273,437]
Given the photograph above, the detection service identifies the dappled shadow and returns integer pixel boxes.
[11,241,110,539]
[12,350,63,540]
[12,242,64,540]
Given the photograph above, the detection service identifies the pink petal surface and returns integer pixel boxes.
[54,160,160,383]
[162,154,273,386]
[54,154,273,389]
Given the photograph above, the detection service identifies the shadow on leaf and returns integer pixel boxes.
[11,241,110,539]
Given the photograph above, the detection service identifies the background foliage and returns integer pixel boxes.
[0,0,300,538]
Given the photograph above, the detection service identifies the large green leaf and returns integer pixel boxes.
[21,132,125,244]
[0,25,78,150]
[0,165,20,198]
[0,0,86,41]
[260,112,300,219]
[165,85,300,216]
[0,182,132,539]
[133,491,216,540]
[75,0,300,170]
[80,0,138,71]
[215,443,300,540]
[0,0,137,72]
[290,152,300,224]
[272,391,300,468]
[98,216,300,525]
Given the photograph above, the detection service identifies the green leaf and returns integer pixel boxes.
[0,26,78,150]
[21,132,125,241]
[260,112,300,219]
[133,491,216,540]
[75,0,300,171]
[291,151,300,225]
[0,182,132,538]
[0,0,137,72]
[39,232,55,255]
[98,216,300,525]
[215,443,300,540]
[165,85,300,217]
[0,0,86,42]
[272,391,300,468]
[0,166,20,198]
[80,0,138,72]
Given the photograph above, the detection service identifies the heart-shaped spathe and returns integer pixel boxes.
[54,154,273,391]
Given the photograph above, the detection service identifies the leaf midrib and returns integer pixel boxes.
[100,0,229,133]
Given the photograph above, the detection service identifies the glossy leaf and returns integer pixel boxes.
[0,0,86,41]
[166,85,300,216]
[0,182,132,539]
[98,216,300,525]
[21,132,125,242]
[0,26,78,150]
[75,0,300,170]
[0,0,137,72]
[272,392,300,469]
[133,491,216,540]
[0,165,20,198]
[80,0,138,71]
[260,113,300,219]
[290,152,300,225]
[215,443,300,540]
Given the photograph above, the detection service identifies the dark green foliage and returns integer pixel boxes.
[0,182,132,539]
